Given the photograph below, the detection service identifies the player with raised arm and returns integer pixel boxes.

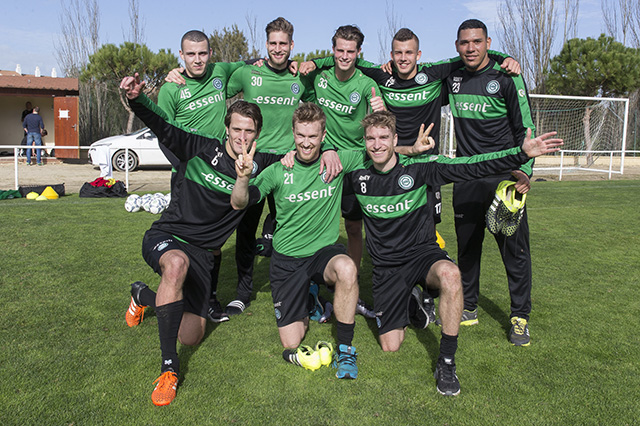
[156,29,259,323]
[302,28,521,257]
[347,111,561,395]
[159,28,315,321]
[446,19,537,346]
[120,74,339,405]
[231,103,366,379]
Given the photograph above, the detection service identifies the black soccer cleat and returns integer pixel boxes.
[207,298,229,323]
[434,357,461,396]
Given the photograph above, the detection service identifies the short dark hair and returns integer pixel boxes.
[292,103,326,133]
[181,30,210,51]
[392,28,419,49]
[362,111,396,136]
[457,19,488,40]
[332,25,365,50]
[225,100,263,134]
[33,106,40,113]
[265,17,294,40]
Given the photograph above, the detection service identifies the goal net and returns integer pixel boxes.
[440,94,630,179]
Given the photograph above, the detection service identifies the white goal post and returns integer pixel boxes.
[440,94,631,179]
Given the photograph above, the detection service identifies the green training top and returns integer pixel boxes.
[157,61,246,139]
[247,150,367,257]
[227,63,314,153]
[307,67,381,150]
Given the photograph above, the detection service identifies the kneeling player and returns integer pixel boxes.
[347,112,562,395]
[120,74,286,406]
[231,103,366,379]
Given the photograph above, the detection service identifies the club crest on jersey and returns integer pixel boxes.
[486,80,500,94]
[321,170,329,184]
[212,78,224,90]
[398,174,414,190]
[251,161,258,176]
[415,72,428,85]
[349,92,361,104]
[518,89,526,97]
[274,308,282,320]
[291,83,300,94]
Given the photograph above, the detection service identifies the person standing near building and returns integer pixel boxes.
[23,106,45,166]
[19,101,33,157]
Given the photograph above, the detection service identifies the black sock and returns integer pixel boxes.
[210,253,222,300]
[439,332,458,362]
[156,300,184,374]
[138,287,157,308]
[336,321,355,347]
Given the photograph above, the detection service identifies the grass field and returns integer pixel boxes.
[1,180,639,425]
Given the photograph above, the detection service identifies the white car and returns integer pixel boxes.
[88,127,171,171]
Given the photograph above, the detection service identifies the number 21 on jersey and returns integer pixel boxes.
[284,172,293,184]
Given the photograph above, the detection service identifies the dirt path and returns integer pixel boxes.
[2,158,639,196]
[0,161,172,194]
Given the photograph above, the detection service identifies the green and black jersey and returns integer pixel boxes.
[313,52,509,148]
[130,94,281,250]
[446,59,535,176]
[227,62,314,153]
[306,66,381,150]
[347,148,531,266]
[157,61,246,139]
[247,150,367,258]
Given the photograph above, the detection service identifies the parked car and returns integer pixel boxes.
[88,128,170,171]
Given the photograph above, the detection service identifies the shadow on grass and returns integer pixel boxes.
[478,293,511,337]
[178,321,222,380]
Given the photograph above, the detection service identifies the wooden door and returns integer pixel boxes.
[53,96,79,159]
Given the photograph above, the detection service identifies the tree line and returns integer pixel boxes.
[56,0,640,146]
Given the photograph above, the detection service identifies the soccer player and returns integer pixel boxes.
[119,74,339,405]
[303,28,520,234]
[222,17,316,315]
[304,25,385,293]
[230,103,365,379]
[157,29,256,323]
[347,111,561,395]
[446,19,536,346]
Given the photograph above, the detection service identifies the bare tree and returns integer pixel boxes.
[602,0,640,48]
[123,0,145,45]
[245,12,262,58]
[498,0,560,93]
[563,0,580,46]
[55,0,120,145]
[377,0,401,63]
[55,0,100,77]
[601,0,640,159]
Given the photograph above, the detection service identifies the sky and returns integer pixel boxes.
[2,0,606,78]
